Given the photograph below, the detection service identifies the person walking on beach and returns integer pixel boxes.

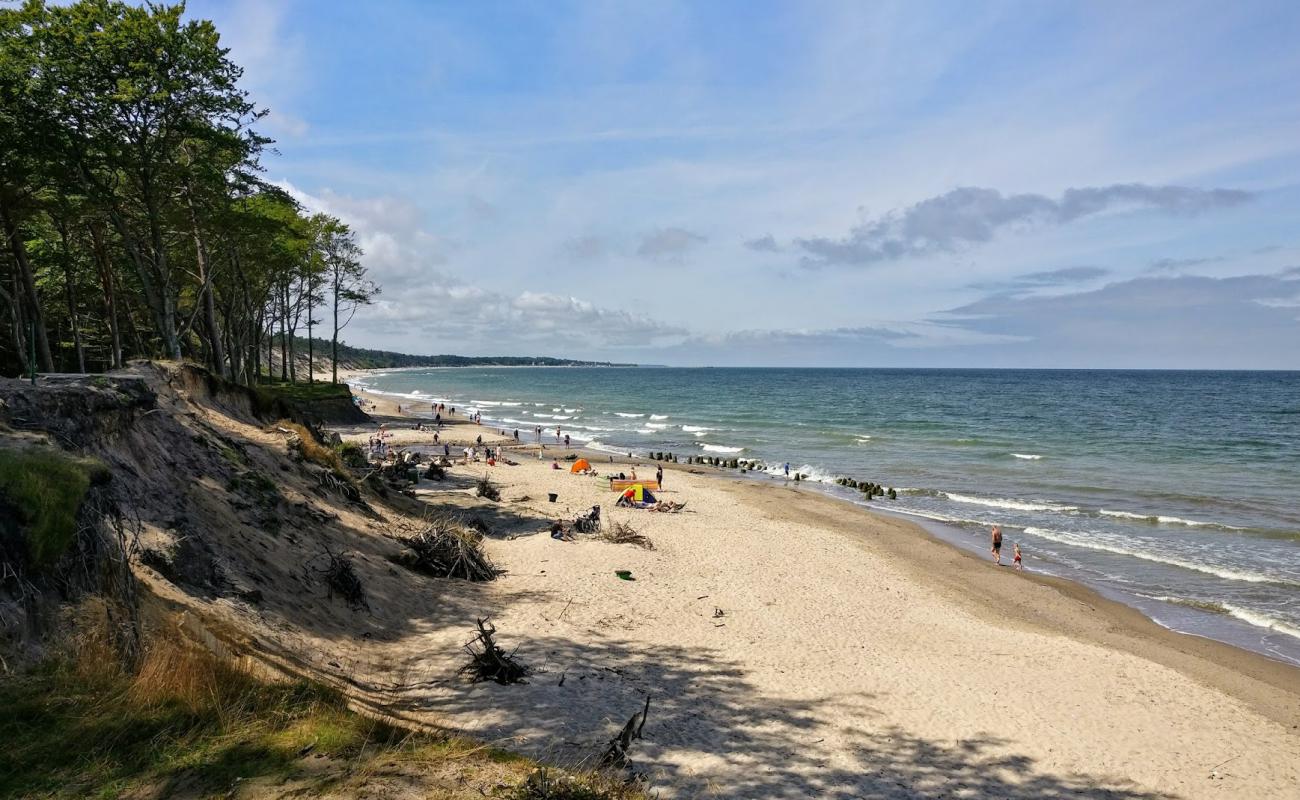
[656,464,664,488]
[1013,542,1023,571]
[564,434,570,447]
[784,462,790,477]
[991,525,1003,565]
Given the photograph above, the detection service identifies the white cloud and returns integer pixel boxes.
[274,181,682,355]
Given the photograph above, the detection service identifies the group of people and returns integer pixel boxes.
[989,525,1023,570]
[367,424,394,457]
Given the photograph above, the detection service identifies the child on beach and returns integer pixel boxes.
[1013,543,1023,571]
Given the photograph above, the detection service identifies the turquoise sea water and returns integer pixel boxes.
[355,367,1300,665]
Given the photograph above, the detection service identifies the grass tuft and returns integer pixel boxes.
[0,447,108,568]
[272,419,346,473]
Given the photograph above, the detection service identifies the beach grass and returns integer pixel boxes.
[0,628,639,799]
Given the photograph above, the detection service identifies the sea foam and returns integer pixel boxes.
[1022,527,1290,586]
[945,493,1077,513]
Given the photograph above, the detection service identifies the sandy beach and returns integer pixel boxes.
[274,376,1300,798]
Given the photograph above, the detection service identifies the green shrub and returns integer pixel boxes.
[335,441,368,468]
[0,448,108,567]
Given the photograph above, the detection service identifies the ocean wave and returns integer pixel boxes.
[693,432,709,437]
[563,408,580,413]
[636,428,656,435]
[896,487,944,497]
[681,425,712,432]
[1099,509,1242,530]
[645,423,668,429]
[1222,604,1300,640]
[650,414,669,420]
[1011,453,1043,460]
[615,412,644,418]
[584,439,628,456]
[551,415,572,420]
[1022,527,1292,586]
[880,506,987,527]
[700,444,744,453]
[1142,596,1300,640]
[945,493,1077,513]
[760,463,842,484]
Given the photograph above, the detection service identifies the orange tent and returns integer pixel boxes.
[570,458,592,473]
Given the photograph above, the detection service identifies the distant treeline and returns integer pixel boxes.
[279,336,634,371]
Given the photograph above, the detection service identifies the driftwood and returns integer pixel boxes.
[475,475,501,501]
[305,547,368,611]
[459,617,528,684]
[395,514,498,582]
[600,695,651,768]
[599,521,653,550]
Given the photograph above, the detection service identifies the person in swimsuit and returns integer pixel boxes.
[991,525,1003,565]
[1013,542,1023,571]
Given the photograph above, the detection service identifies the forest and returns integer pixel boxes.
[0,0,376,385]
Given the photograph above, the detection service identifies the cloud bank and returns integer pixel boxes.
[794,184,1252,268]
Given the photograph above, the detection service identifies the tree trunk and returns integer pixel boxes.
[185,193,227,377]
[306,268,315,385]
[331,274,340,384]
[88,222,123,369]
[56,220,86,373]
[0,275,29,376]
[279,282,289,381]
[0,199,54,371]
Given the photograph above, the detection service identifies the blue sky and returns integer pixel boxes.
[192,0,1300,367]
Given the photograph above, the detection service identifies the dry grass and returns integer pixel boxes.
[272,419,346,473]
[509,767,645,800]
[1,607,646,799]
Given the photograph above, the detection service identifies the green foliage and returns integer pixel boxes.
[0,447,107,567]
[226,469,279,507]
[335,441,367,468]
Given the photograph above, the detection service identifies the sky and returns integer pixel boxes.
[189,0,1300,368]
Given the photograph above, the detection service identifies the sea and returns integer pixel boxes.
[353,367,1300,666]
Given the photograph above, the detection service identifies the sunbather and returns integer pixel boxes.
[549,520,574,541]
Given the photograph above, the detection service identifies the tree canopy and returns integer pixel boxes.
[0,0,376,383]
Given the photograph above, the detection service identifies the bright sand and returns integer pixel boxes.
[236,380,1300,797]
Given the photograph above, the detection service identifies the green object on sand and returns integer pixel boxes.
[615,570,635,581]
